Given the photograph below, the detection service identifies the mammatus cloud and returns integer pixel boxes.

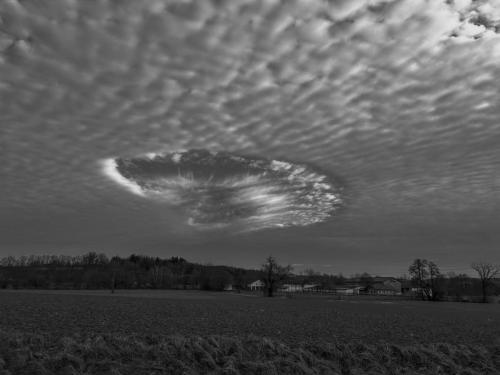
[102,150,343,232]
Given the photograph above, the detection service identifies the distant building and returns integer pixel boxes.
[280,283,320,292]
[334,286,363,295]
[401,280,413,294]
[303,284,320,292]
[280,284,303,292]
[248,280,265,291]
[367,277,402,295]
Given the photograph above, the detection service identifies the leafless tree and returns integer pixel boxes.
[471,262,500,303]
[408,259,442,300]
[261,256,293,297]
[409,259,430,300]
[428,261,442,300]
[110,256,120,294]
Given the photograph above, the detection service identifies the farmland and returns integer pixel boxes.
[1,290,500,374]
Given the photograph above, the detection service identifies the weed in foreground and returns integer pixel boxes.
[0,331,499,375]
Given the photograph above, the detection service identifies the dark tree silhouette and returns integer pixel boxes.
[409,259,429,300]
[0,253,258,291]
[359,272,374,288]
[446,272,471,300]
[408,259,442,300]
[471,262,500,303]
[110,256,121,294]
[261,256,292,297]
[427,261,443,300]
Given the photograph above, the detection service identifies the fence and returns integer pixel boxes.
[271,289,416,300]
[243,288,500,303]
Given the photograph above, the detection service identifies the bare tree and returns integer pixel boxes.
[261,256,293,297]
[471,262,500,303]
[446,272,471,300]
[110,256,120,294]
[408,259,442,300]
[409,259,430,300]
[428,261,443,301]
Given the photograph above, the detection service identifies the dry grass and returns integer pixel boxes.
[0,330,499,375]
[1,290,500,346]
[1,291,500,374]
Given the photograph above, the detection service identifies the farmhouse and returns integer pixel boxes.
[367,277,402,295]
[280,283,320,292]
[248,280,264,291]
[280,283,303,292]
[303,284,320,292]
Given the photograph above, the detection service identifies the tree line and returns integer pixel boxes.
[1,253,499,302]
[259,256,500,302]
[408,258,500,303]
[0,253,261,291]
[0,253,346,292]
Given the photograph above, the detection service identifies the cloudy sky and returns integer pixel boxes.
[1,0,500,275]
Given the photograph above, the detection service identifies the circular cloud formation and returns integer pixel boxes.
[102,150,342,231]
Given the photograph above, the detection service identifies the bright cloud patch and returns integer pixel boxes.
[102,150,342,231]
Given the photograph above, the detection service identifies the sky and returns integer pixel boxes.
[1,0,500,276]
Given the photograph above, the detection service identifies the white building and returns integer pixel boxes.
[280,283,320,292]
[248,280,265,291]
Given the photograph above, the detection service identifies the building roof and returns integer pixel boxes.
[248,280,264,286]
[370,282,401,292]
[373,276,400,283]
